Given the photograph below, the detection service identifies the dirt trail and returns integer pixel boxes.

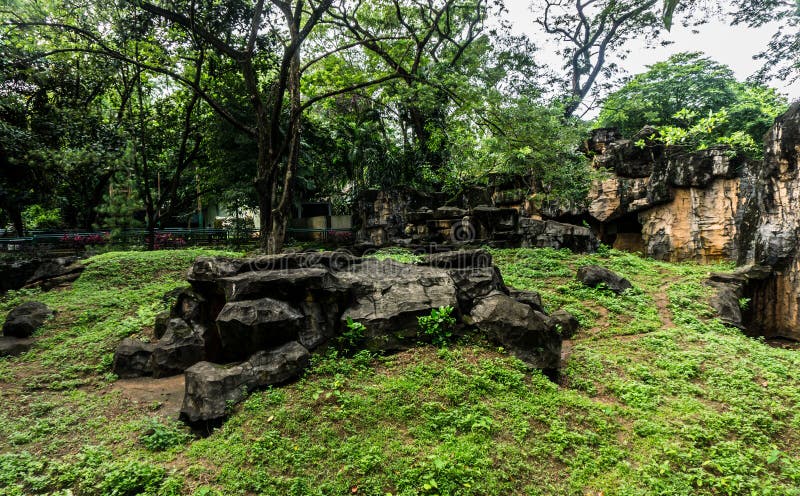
[112,375,185,419]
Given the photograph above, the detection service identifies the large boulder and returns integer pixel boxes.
[150,319,206,378]
[509,288,544,313]
[2,302,53,338]
[112,338,155,378]
[469,292,562,370]
[448,266,506,313]
[25,257,84,290]
[215,298,304,359]
[337,259,459,350]
[180,341,310,424]
[576,265,633,294]
[546,310,580,339]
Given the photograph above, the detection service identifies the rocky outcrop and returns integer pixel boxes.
[0,337,34,357]
[469,292,561,369]
[0,257,84,293]
[113,249,578,424]
[181,341,310,424]
[733,102,800,340]
[357,189,595,251]
[587,129,749,262]
[2,302,53,338]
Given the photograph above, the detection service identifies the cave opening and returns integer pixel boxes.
[601,212,644,252]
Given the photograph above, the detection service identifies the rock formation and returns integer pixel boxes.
[357,190,596,251]
[2,301,53,338]
[0,257,84,293]
[586,129,748,263]
[112,249,577,424]
[733,102,800,340]
[576,266,633,295]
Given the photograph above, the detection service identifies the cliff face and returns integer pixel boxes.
[589,103,800,339]
[587,133,747,263]
[736,102,800,339]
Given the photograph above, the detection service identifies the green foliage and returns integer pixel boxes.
[341,317,367,349]
[140,418,192,452]
[21,204,62,230]
[418,306,457,347]
[598,52,788,158]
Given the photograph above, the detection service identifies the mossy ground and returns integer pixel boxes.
[2,247,800,495]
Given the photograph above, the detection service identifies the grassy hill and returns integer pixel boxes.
[2,247,800,495]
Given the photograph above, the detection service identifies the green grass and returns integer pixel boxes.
[4,247,800,495]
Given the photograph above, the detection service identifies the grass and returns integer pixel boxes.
[3,247,800,495]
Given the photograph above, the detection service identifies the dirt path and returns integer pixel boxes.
[653,290,675,329]
[112,375,185,419]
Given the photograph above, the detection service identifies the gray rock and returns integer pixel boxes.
[519,219,597,252]
[154,311,170,340]
[509,288,544,313]
[0,259,40,293]
[112,338,155,378]
[419,249,493,269]
[170,288,206,325]
[0,337,34,357]
[547,310,580,339]
[216,298,303,359]
[337,259,459,351]
[434,206,467,219]
[449,266,506,313]
[576,265,633,294]
[151,319,205,378]
[470,292,562,369]
[2,302,53,338]
[708,284,744,329]
[26,257,83,289]
[180,341,310,424]
[218,268,331,302]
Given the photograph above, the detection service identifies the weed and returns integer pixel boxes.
[418,306,457,347]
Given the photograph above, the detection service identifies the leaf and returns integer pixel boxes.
[662,0,680,30]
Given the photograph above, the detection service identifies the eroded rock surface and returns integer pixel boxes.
[734,102,800,340]
[588,130,750,262]
[113,249,579,424]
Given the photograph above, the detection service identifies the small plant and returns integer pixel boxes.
[596,243,611,257]
[418,306,457,347]
[739,297,751,311]
[340,317,367,349]
[139,419,191,452]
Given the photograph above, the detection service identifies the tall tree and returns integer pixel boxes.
[537,0,693,118]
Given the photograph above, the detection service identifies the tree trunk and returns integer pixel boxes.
[10,208,24,237]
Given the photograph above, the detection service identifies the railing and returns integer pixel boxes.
[0,226,356,254]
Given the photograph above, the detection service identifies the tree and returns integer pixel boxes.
[597,52,738,136]
[598,52,788,158]
[0,39,125,233]
[537,0,695,118]
[729,0,799,82]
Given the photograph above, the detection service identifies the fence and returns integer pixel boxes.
[0,226,356,255]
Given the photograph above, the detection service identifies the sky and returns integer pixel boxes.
[502,0,800,113]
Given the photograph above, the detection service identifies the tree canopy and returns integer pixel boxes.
[598,52,788,156]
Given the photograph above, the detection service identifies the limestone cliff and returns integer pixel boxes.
[736,102,800,339]
[587,129,748,263]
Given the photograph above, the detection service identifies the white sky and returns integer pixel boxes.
[502,0,800,114]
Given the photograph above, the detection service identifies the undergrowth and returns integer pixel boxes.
[3,247,800,495]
